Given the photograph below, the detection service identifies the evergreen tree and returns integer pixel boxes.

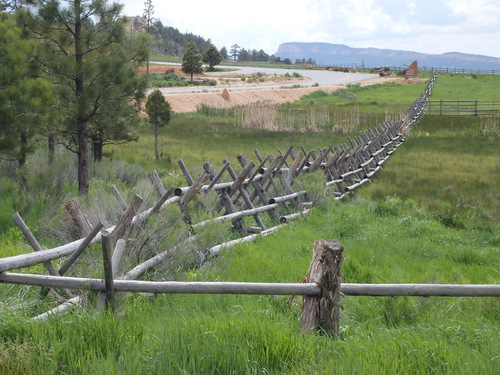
[202,44,222,70]
[181,41,202,82]
[145,90,171,160]
[238,48,251,62]
[230,44,240,61]
[18,0,149,195]
[257,49,269,62]
[0,12,53,184]
[220,46,228,60]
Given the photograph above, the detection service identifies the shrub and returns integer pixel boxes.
[434,203,465,228]
[306,90,328,99]
[373,196,403,217]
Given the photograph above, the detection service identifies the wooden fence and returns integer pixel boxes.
[334,64,500,76]
[426,100,500,116]
[6,73,498,332]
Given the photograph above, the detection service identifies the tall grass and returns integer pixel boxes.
[359,115,500,228]
[1,198,499,374]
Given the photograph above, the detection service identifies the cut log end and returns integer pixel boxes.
[301,239,344,335]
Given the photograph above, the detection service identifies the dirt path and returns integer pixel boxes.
[144,66,427,113]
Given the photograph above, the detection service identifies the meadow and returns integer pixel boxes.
[0,73,498,374]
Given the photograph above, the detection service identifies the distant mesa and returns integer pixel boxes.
[275,42,500,70]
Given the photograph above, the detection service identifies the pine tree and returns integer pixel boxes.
[181,41,202,82]
[230,44,240,61]
[202,44,222,71]
[0,12,53,185]
[18,0,149,195]
[145,90,171,160]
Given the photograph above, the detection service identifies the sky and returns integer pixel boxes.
[117,0,500,58]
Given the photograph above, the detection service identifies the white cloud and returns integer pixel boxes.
[117,0,500,58]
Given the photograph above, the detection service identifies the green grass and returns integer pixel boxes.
[298,80,430,114]
[430,73,500,100]
[1,200,499,374]
[359,116,500,226]
[107,114,352,177]
[1,73,499,374]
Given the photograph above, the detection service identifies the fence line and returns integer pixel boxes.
[11,74,495,330]
[327,64,500,75]
[426,100,500,116]
[1,74,436,273]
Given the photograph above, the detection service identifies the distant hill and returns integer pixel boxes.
[275,42,500,70]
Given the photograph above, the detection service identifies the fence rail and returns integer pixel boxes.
[1,272,499,297]
[426,100,500,116]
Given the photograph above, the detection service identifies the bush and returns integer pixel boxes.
[434,203,465,228]
[373,196,403,217]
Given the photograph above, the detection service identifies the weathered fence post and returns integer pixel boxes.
[12,212,61,277]
[301,239,344,334]
[65,197,92,237]
[101,231,115,312]
[109,194,143,246]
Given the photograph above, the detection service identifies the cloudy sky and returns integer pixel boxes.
[118,0,500,58]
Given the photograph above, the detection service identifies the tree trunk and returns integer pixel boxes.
[92,123,104,163]
[77,119,89,196]
[75,0,89,196]
[48,133,55,165]
[154,123,159,159]
[18,130,28,187]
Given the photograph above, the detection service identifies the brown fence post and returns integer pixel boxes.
[65,198,92,237]
[301,239,344,334]
[101,231,115,312]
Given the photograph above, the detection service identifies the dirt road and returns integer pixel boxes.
[145,64,425,113]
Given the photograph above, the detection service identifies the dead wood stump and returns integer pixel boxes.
[301,239,344,334]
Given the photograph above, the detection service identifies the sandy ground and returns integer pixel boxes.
[143,65,428,113]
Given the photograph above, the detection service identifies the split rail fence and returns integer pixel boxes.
[2,73,498,333]
[426,100,500,116]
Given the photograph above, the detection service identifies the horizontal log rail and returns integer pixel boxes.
[1,272,498,297]
[193,203,279,228]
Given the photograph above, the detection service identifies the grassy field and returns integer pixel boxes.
[0,73,499,374]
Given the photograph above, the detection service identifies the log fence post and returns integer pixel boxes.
[148,170,167,197]
[238,154,279,220]
[65,198,92,237]
[12,213,61,277]
[178,171,210,212]
[97,238,126,311]
[224,160,266,231]
[204,162,248,234]
[109,194,143,246]
[110,185,128,211]
[58,221,104,275]
[101,231,115,312]
[301,239,344,335]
